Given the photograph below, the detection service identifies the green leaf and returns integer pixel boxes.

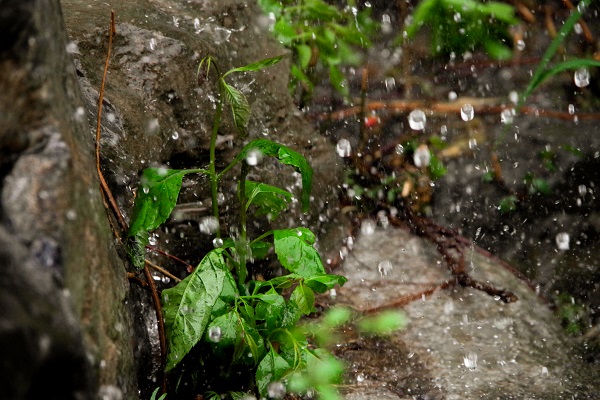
[162,249,227,371]
[240,318,265,365]
[290,283,316,315]
[296,44,313,69]
[255,290,286,330]
[210,269,238,318]
[128,168,201,237]
[519,0,594,108]
[322,306,352,328]
[223,139,313,211]
[358,310,408,335]
[304,274,347,293]
[221,80,250,134]
[250,240,272,261]
[245,181,293,221]
[527,59,600,97]
[223,55,284,77]
[498,195,518,213]
[273,228,325,278]
[428,154,447,180]
[127,231,148,270]
[256,347,290,398]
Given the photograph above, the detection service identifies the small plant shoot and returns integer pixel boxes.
[127,55,348,399]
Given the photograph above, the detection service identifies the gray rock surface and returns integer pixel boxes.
[334,226,600,399]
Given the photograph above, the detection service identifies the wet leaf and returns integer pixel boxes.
[498,195,518,213]
[255,289,286,330]
[221,80,250,134]
[225,139,313,211]
[273,228,325,278]
[127,231,148,270]
[304,274,347,293]
[358,310,408,335]
[428,154,447,180]
[240,318,265,365]
[250,240,272,261]
[128,168,199,238]
[256,346,290,398]
[296,44,312,69]
[162,249,226,371]
[244,180,293,221]
[223,55,284,76]
[290,283,315,315]
[206,310,241,349]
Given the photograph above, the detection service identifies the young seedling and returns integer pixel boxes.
[126,55,348,399]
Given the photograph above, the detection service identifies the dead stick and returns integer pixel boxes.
[96,10,127,232]
[145,259,182,283]
[143,264,168,393]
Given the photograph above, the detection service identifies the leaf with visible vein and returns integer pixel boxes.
[273,228,325,277]
[162,249,226,371]
[245,180,293,220]
[223,55,284,76]
[221,80,250,134]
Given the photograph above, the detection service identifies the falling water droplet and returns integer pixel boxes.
[448,91,458,101]
[516,39,526,51]
[555,232,570,251]
[408,109,426,130]
[171,131,179,140]
[212,237,223,248]
[199,216,219,234]
[509,91,519,104]
[246,149,263,166]
[577,1,588,12]
[378,260,393,277]
[336,138,352,157]
[578,184,587,196]
[149,37,157,51]
[208,326,222,342]
[574,68,590,88]
[460,104,474,121]
[463,352,478,370]
[142,186,150,194]
[568,104,575,115]
[500,108,514,124]
[413,144,430,167]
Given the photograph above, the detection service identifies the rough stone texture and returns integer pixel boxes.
[0,0,135,398]
[335,226,600,399]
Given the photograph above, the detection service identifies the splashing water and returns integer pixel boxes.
[500,108,514,124]
[460,103,474,121]
[408,109,426,130]
[463,352,478,370]
[246,149,263,166]
[199,216,219,234]
[267,382,286,399]
[360,219,376,235]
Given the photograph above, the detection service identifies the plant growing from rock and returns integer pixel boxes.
[126,55,349,399]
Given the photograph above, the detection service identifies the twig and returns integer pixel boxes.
[147,245,195,273]
[143,263,168,394]
[145,259,182,283]
[96,10,127,233]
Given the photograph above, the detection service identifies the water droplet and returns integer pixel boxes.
[408,109,426,130]
[463,352,478,370]
[574,22,583,34]
[516,39,525,51]
[500,108,514,124]
[574,68,590,88]
[146,118,160,135]
[212,237,223,248]
[555,232,570,251]
[394,144,405,155]
[384,76,396,91]
[172,16,180,27]
[509,91,519,104]
[193,18,201,30]
[360,219,376,235]
[66,209,77,220]
[578,184,587,196]
[161,276,170,284]
[577,1,588,12]
[142,186,150,194]
[541,366,549,375]
[453,12,461,22]
[329,288,337,299]
[246,149,263,166]
[171,131,179,140]
[356,373,365,383]
[568,104,575,115]
[199,216,219,234]
[460,104,474,121]
[149,37,157,51]
[336,138,352,157]
[267,381,286,398]
[208,326,222,342]
[468,138,477,150]
[448,91,457,101]
[378,260,393,277]
[413,144,430,167]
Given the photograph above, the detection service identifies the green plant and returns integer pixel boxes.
[258,0,376,100]
[401,0,518,60]
[127,56,349,399]
[150,387,167,400]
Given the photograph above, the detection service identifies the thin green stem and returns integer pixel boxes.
[209,85,224,239]
[237,161,250,286]
[250,230,274,245]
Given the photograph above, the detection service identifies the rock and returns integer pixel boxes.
[334,226,599,399]
[0,0,135,398]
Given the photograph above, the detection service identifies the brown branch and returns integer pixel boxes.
[145,259,182,283]
[143,264,168,393]
[147,245,195,273]
[96,10,127,233]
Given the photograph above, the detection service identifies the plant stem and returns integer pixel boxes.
[210,86,224,238]
[237,160,250,286]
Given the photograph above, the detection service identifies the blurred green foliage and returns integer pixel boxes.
[258,0,376,100]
